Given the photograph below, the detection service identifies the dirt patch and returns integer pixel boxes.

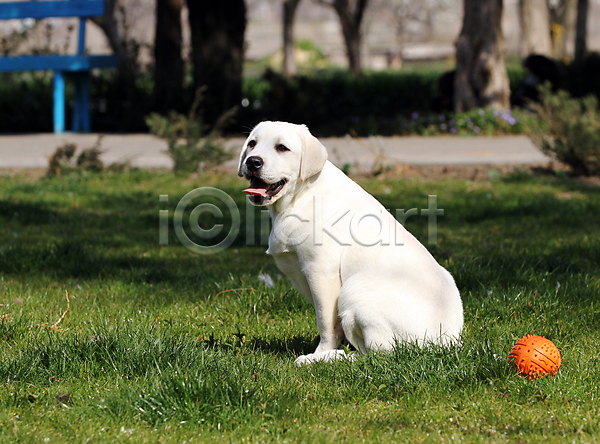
[351,162,563,181]
[0,168,47,182]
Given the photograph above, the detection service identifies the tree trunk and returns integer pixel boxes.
[187,0,246,126]
[91,0,136,81]
[320,0,368,76]
[340,14,362,76]
[154,0,184,113]
[549,0,577,59]
[575,0,588,61]
[454,0,510,112]
[283,0,301,77]
[519,0,552,57]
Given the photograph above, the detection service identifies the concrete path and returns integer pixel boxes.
[0,133,551,170]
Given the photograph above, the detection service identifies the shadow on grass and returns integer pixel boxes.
[248,335,320,357]
[198,331,319,357]
[0,241,182,281]
[0,185,269,288]
[2,175,599,304]
[0,240,272,296]
[0,200,62,225]
[3,235,596,300]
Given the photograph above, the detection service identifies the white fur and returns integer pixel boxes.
[239,121,463,365]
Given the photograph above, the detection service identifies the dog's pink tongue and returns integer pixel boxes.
[242,177,269,197]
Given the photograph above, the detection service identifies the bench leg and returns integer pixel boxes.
[73,72,90,133]
[53,71,65,134]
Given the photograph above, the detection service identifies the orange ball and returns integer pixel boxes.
[508,335,561,379]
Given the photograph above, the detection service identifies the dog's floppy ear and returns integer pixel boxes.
[299,125,328,181]
[237,144,247,177]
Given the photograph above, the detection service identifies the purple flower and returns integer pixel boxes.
[493,109,501,117]
[411,112,419,120]
[450,127,457,134]
[474,126,481,133]
[440,123,447,131]
[438,114,446,122]
[501,109,516,125]
[478,108,485,116]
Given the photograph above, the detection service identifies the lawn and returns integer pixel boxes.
[0,169,599,443]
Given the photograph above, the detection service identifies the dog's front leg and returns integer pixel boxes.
[295,275,347,365]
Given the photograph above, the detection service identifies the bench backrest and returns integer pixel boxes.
[0,1,106,57]
[0,1,104,20]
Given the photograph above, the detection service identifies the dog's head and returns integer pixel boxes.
[238,121,328,206]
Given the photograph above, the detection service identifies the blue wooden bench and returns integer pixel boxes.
[0,0,119,133]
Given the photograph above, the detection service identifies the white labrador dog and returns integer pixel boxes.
[238,121,463,365]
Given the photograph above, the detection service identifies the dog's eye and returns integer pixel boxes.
[276,144,289,152]
[247,140,256,149]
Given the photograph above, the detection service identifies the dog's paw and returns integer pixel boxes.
[294,349,354,366]
[294,353,317,366]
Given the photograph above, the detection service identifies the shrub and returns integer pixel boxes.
[561,52,600,103]
[0,66,528,135]
[239,67,527,136]
[46,138,104,176]
[47,143,77,176]
[525,85,600,176]
[91,70,157,133]
[239,68,443,136]
[145,88,234,175]
[396,107,523,137]
[0,73,53,132]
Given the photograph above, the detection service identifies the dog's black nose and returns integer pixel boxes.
[245,156,263,172]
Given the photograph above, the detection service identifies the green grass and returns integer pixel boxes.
[1,169,599,443]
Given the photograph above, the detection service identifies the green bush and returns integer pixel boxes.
[91,70,158,132]
[561,52,600,102]
[0,70,158,133]
[46,138,105,176]
[239,67,527,136]
[396,107,523,136]
[0,66,527,135]
[525,85,600,176]
[239,68,443,136]
[0,72,53,132]
[146,88,233,174]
